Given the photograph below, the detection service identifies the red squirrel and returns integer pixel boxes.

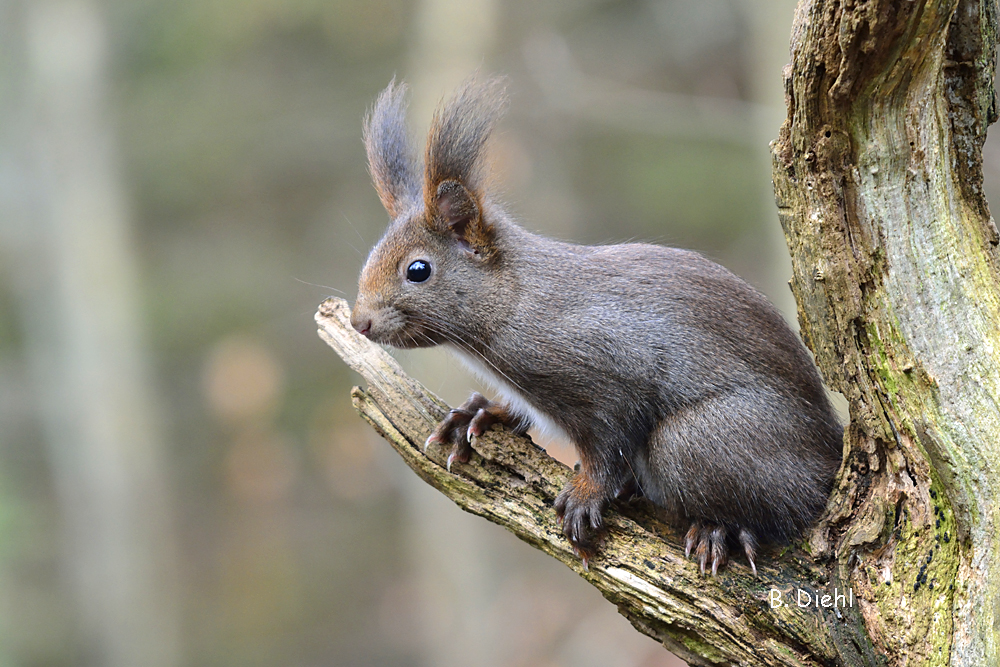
[349,77,843,574]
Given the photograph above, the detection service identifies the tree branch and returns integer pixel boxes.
[318,297,862,667]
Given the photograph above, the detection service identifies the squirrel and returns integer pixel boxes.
[349,76,844,575]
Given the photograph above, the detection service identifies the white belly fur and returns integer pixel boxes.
[446,346,573,444]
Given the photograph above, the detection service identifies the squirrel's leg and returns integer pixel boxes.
[425,392,528,472]
[646,397,768,576]
[554,451,630,566]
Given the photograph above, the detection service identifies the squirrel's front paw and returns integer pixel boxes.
[554,474,609,567]
[425,392,519,472]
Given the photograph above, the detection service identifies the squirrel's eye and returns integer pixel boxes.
[406,260,431,283]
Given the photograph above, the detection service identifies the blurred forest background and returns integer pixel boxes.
[1,0,997,666]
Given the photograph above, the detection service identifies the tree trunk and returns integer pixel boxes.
[317,0,1000,664]
[773,0,1000,663]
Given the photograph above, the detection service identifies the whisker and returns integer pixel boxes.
[341,213,369,254]
[413,314,515,361]
[293,276,346,295]
[618,446,645,497]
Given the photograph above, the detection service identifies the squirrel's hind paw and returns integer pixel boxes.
[685,524,729,577]
[554,475,609,564]
[684,522,759,576]
[685,522,728,576]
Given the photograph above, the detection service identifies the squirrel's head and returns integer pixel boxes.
[351,76,509,348]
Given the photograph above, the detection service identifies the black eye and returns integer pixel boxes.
[406,260,431,283]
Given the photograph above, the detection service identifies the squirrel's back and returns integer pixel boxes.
[497,230,831,409]
[477,230,843,543]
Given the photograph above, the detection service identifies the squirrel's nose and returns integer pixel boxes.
[350,309,372,337]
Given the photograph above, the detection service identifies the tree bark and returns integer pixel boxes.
[773,0,1000,664]
[317,0,1000,664]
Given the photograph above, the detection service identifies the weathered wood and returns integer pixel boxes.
[772,0,1000,665]
[318,297,856,667]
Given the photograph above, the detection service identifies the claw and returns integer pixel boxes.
[684,523,700,558]
[446,451,456,473]
[467,407,498,441]
[739,528,758,576]
[710,526,726,576]
[689,522,724,576]
[568,544,590,571]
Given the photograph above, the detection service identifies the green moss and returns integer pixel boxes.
[676,631,728,664]
[863,321,899,396]
[864,471,958,665]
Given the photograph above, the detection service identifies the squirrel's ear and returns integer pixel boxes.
[423,75,507,255]
[432,179,492,253]
[364,79,420,219]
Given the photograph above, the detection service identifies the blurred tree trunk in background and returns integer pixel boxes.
[0,1,181,665]
[738,0,799,317]
[400,1,504,666]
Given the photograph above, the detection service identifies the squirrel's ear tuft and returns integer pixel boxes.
[364,79,420,219]
[423,75,507,194]
[424,75,507,255]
